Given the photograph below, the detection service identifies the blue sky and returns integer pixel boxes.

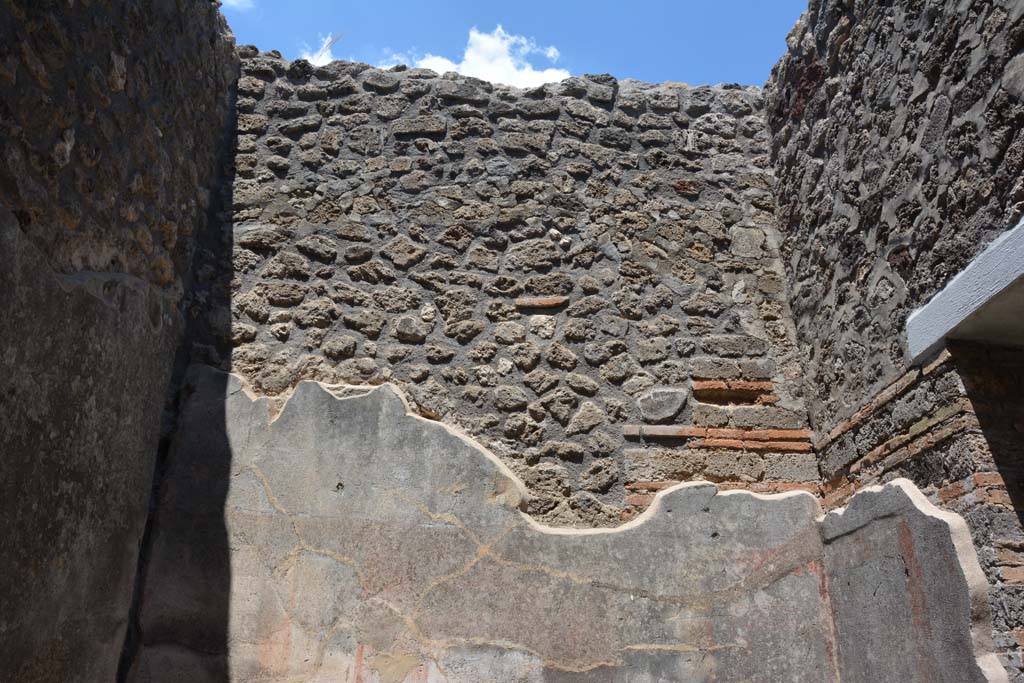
[221,1,808,87]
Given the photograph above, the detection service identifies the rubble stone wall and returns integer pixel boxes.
[766,0,1024,678]
[0,2,237,681]
[765,0,1024,434]
[220,49,816,526]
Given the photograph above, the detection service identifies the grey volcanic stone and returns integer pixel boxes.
[130,367,1002,683]
[0,209,179,682]
[394,315,429,344]
[219,47,817,522]
[638,387,689,423]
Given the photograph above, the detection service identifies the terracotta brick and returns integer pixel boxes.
[702,437,746,450]
[745,428,814,441]
[979,487,1013,507]
[893,369,921,398]
[691,380,775,405]
[1002,566,1024,584]
[938,481,966,503]
[514,296,568,309]
[739,439,813,453]
[974,472,1006,487]
[625,480,680,492]
[880,444,911,471]
[826,414,859,444]
[820,475,851,496]
[851,432,909,473]
[908,398,972,438]
[922,349,952,376]
[625,493,655,507]
[997,548,1024,567]
[823,481,858,509]
[704,427,746,440]
[622,425,706,439]
[869,412,977,477]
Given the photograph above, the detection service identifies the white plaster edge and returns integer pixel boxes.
[221,370,822,537]
[906,218,1024,363]
[827,478,1008,683]
[216,371,1007,679]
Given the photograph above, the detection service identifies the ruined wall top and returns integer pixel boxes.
[212,47,816,526]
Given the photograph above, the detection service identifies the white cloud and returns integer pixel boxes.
[300,34,341,67]
[382,26,570,88]
[378,51,416,69]
[221,0,254,10]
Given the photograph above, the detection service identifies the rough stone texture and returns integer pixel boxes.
[770,0,1024,436]
[0,2,237,681]
[766,0,1024,435]
[766,1,1024,678]
[128,365,1002,683]
[0,209,175,681]
[222,50,811,523]
[0,0,236,295]
[816,344,1024,680]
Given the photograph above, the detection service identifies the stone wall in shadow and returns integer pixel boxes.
[117,151,239,679]
[0,2,236,680]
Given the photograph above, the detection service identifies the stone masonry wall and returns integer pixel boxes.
[766,0,1024,435]
[766,0,1024,678]
[219,48,816,527]
[0,0,237,295]
[811,343,1024,680]
[0,2,237,681]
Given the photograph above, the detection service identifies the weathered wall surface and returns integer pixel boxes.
[2,1,1016,678]
[765,0,1024,678]
[0,2,237,680]
[129,366,1004,683]
[222,49,814,525]
[766,0,1024,434]
[813,343,1024,679]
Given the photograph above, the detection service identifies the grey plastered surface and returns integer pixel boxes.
[0,208,180,682]
[822,481,1007,683]
[130,364,1004,682]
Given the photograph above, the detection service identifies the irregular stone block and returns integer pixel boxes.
[392,115,447,136]
[638,387,689,423]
